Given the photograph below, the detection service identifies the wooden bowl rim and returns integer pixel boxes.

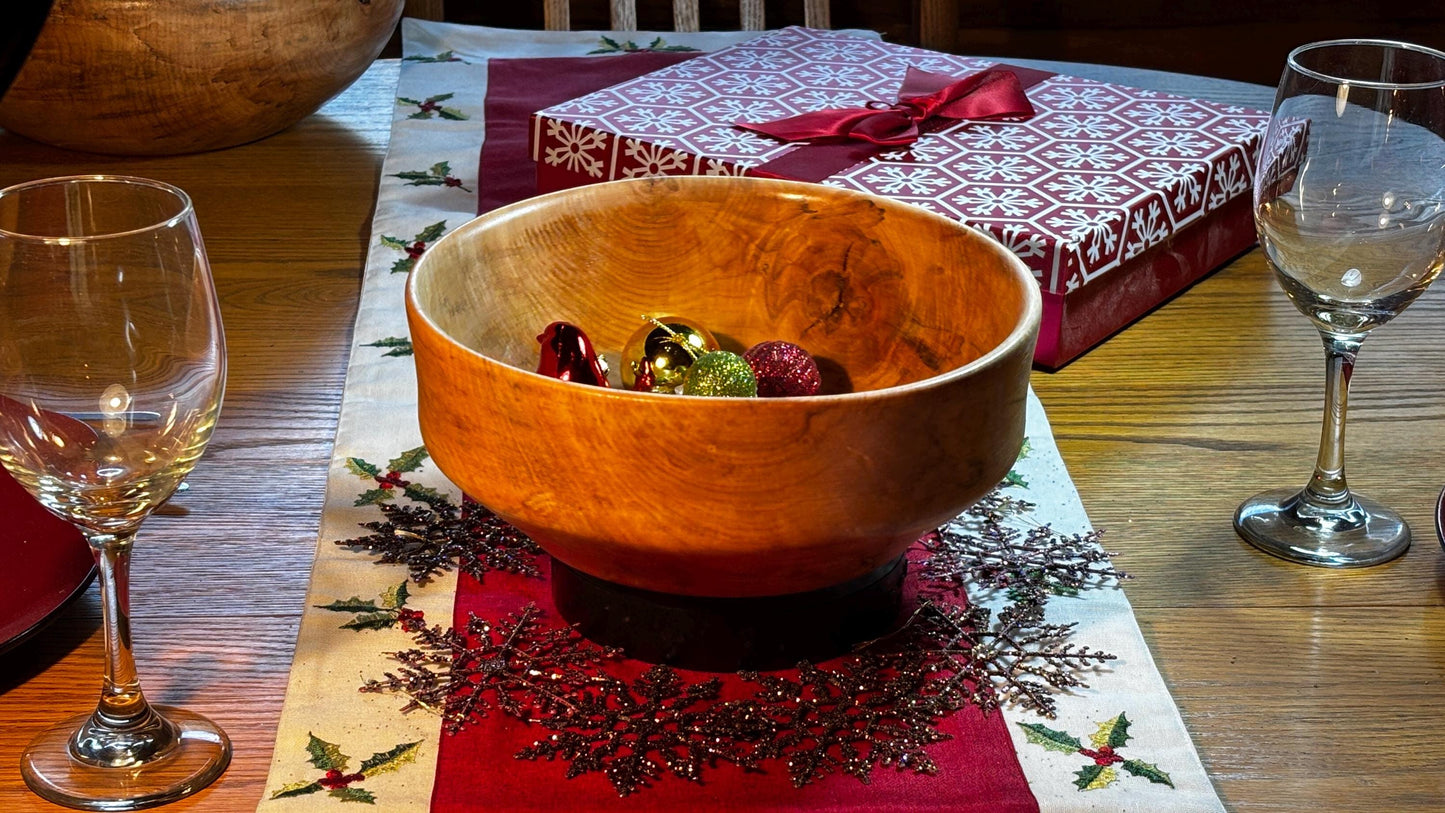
[406,176,1041,404]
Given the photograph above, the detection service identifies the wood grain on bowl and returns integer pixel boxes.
[406,176,1040,598]
[0,0,404,155]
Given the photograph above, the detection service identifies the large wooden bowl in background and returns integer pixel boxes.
[0,0,404,155]
[407,176,1041,598]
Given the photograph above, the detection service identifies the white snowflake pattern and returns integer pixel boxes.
[550,94,620,115]
[1122,102,1210,127]
[1207,153,1250,210]
[1215,116,1270,140]
[795,64,875,87]
[628,82,705,106]
[1045,208,1122,263]
[692,127,773,156]
[652,60,721,80]
[984,222,1050,262]
[542,120,608,178]
[951,187,1045,217]
[620,139,690,178]
[702,98,786,122]
[875,56,969,75]
[876,135,956,163]
[1039,142,1129,170]
[786,89,869,111]
[746,29,808,47]
[953,154,1042,182]
[703,158,750,176]
[902,198,945,214]
[1039,115,1126,139]
[1127,130,1216,157]
[613,107,697,134]
[1124,199,1171,259]
[860,165,953,195]
[714,72,793,96]
[1036,85,1122,111]
[1135,161,1206,210]
[1043,174,1137,204]
[716,50,799,71]
[798,40,877,62]
[961,125,1040,151]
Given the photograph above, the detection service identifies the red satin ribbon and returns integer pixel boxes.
[738,66,1036,147]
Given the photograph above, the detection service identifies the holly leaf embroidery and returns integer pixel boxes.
[364,337,413,357]
[355,488,394,507]
[1122,759,1174,787]
[360,740,423,777]
[306,733,350,772]
[428,161,452,178]
[1074,763,1118,790]
[402,482,446,510]
[317,582,410,631]
[328,786,376,803]
[390,256,415,274]
[271,778,324,798]
[415,221,448,243]
[341,612,404,632]
[314,597,382,613]
[379,235,409,250]
[388,447,430,474]
[1018,721,1083,753]
[381,581,410,610]
[1089,712,1132,749]
[1003,470,1029,488]
[403,50,467,63]
[346,458,381,479]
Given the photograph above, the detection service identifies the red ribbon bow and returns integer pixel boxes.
[737,66,1036,147]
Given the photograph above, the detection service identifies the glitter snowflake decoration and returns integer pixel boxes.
[517,665,740,795]
[921,493,1127,624]
[361,604,617,733]
[739,658,954,787]
[337,448,544,585]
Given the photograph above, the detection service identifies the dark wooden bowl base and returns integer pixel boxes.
[550,555,907,672]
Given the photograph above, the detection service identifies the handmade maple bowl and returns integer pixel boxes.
[406,176,1040,598]
[0,0,404,155]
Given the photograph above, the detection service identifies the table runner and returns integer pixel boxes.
[259,21,1223,811]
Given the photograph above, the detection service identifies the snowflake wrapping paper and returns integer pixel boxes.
[258,20,1229,811]
[530,26,1270,367]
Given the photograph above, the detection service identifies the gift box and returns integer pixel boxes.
[528,27,1269,368]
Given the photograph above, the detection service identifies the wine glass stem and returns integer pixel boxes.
[73,531,175,767]
[1303,333,1363,510]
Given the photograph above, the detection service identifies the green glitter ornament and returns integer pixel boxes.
[681,351,758,397]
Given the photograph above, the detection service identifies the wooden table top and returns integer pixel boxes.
[1,54,1443,812]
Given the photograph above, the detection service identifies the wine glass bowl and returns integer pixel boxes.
[1236,40,1445,567]
[0,176,229,809]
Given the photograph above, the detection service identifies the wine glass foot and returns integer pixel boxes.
[1234,487,1410,568]
[21,706,230,811]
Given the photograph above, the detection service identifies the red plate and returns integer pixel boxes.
[0,465,94,654]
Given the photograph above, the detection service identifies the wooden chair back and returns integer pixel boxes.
[403,1,829,33]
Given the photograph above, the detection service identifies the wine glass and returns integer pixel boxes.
[0,176,230,808]
[1236,40,1445,567]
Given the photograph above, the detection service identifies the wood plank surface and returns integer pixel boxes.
[2,53,1444,812]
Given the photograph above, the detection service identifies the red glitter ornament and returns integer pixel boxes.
[536,321,610,387]
[743,341,822,397]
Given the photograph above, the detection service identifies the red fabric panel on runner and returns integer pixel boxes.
[437,52,1041,812]
[433,555,1039,812]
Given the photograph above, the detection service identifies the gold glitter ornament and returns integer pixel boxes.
[620,316,718,392]
[681,351,758,397]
